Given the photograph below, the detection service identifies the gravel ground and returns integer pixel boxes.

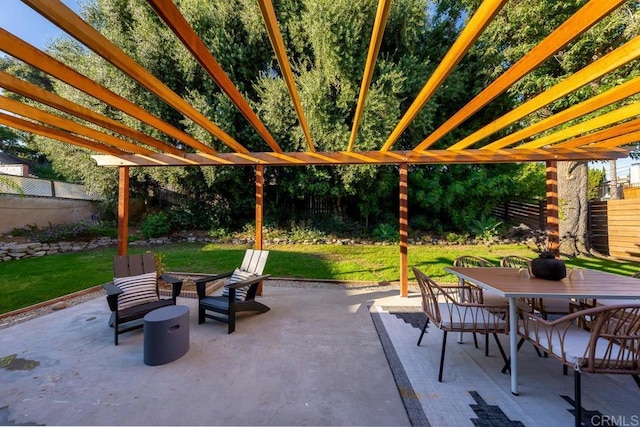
[0,278,412,330]
[0,290,105,330]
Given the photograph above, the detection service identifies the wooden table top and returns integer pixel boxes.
[445,267,640,299]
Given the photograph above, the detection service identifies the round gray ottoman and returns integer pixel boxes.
[143,305,189,366]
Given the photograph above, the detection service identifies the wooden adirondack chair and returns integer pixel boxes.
[103,252,183,345]
[195,249,270,334]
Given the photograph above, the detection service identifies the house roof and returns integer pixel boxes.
[0,0,636,168]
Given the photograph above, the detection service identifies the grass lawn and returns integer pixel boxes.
[1,242,639,314]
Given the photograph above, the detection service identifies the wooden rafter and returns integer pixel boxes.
[0,70,185,156]
[147,0,283,153]
[590,130,640,149]
[0,95,155,154]
[92,147,629,168]
[412,0,627,152]
[257,0,314,152]
[516,102,640,150]
[459,36,640,151]
[348,0,391,152]
[0,112,124,155]
[22,0,249,154]
[381,0,508,151]
[555,118,640,149]
[0,29,217,155]
[479,75,640,151]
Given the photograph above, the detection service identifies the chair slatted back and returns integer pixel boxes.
[453,255,493,268]
[500,255,531,269]
[113,253,157,278]
[583,305,640,374]
[413,267,442,325]
[240,249,269,275]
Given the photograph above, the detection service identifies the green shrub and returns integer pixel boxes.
[11,220,117,243]
[140,213,171,238]
[468,214,502,245]
[208,227,229,239]
[289,220,325,241]
[445,232,468,244]
[372,223,399,242]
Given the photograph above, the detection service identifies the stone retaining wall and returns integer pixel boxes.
[0,232,530,262]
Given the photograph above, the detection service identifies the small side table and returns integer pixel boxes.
[143,305,189,366]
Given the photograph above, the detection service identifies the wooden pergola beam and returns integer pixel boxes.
[147,0,283,153]
[0,29,215,155]
[0,70,185,156]
[465,36,640,151]
[348,0,391,152]
[517,102,640,150]
[92,146,629,167]
[554,118,640,149]
[414,0,627,152]
[257,0,314,152]
[590,130,640,149]
[0,95,155,155]
[479,75,640,151]
[381,0,508,151]
[0,112,124,155]
[22,0,248,154]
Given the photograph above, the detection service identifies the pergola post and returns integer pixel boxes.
[399,163,408,297]
[255,165,264,295]
[117,166,129,256]
[545,160,560,256]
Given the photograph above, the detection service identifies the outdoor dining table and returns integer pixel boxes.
[444,266,640,395]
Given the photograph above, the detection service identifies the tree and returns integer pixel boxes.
[587,166,606,201]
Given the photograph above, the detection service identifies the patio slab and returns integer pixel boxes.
[0,284,415,426]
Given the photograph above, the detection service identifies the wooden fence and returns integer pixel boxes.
[493,199,640,261]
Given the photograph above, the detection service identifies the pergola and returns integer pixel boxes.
[1,0,637,296]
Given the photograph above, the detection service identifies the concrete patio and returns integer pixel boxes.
[0,283,417,426]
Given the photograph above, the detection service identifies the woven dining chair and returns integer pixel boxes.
[413,267,509,382]
[517,303,640,427]
[453,256,508,353]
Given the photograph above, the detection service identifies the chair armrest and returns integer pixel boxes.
[102,282,122,312]
[194,271,233,285]
[195,271,234,299]
[225,275,270,302]
[226,274,270,289]
[160,274,184,301]
[160,274,182,286]
[103,282,123,297]
[436,284,483,304]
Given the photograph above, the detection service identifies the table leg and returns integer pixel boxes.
[458,277,465,344]
[509,297,519,395]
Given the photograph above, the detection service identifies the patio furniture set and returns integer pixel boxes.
[103,249,271,364]
[414,256,640,427]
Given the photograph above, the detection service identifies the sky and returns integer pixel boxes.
[0,0,637,180]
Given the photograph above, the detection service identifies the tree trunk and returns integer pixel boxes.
[558,161,589,256]
[609,159,622,200]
